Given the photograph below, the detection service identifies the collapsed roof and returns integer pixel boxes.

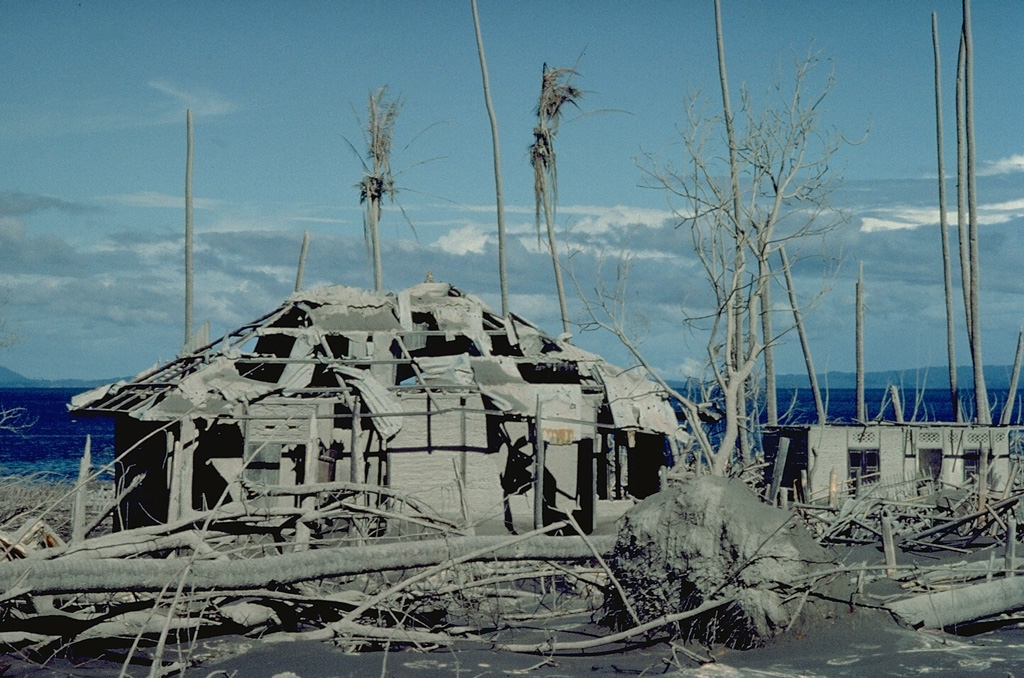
[72,282,685,445]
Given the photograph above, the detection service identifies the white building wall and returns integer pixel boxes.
[803,424,1012,497]
[386,392,504,523]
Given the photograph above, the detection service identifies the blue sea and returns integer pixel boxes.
[0,387,115,479]
[0,386,1021,480]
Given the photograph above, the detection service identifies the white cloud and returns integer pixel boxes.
[984,198,1024,212]
[439,203,534,216]
[434,225,490,255]
[859,216,921,233]
[860,196,1024,232]
[561,204,675,235]
[979,153,1024,176]
[671,357,706,380]
[90,237,179,264]
[289,216,347,224]
[506,293,561,324]
[103,191,221,210]
[148,81,238,117]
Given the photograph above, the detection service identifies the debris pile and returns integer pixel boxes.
[789,474,1024,631]
[0,485,613,672]
[604,474,852,648]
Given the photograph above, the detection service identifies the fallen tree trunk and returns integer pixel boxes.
[0,534,614,596]
[887,577,1024,629]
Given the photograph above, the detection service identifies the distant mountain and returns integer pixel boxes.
[0,365,116,389]
[777,364,1020,390]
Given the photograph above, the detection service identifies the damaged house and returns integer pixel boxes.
[71,282,687,535]
[763,422,1020,502]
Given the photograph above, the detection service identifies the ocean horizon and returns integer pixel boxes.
[1,385,1022,480]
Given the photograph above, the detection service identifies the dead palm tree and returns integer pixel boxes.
[355,87,400,292]
[184,109,194,346]
[471,0,509,317]
[961,0,990,424]
[530,65,582,335]
[932,12,960,422]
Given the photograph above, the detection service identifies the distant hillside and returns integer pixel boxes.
[666,365,1020,392]
[0,365,116,389]
[777,364,1020,390]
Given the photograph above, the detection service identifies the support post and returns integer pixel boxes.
[303,412,318,491]
[767,437,790,506]
[71,435,91,544]
[1006,513,1017,575]
[890,384,904,423]
[460,396,468,482]
[882,510,898,577]
[978,438,988,512]
[350,401,363,485]
[533,396,546,531]
[167,441,184,523]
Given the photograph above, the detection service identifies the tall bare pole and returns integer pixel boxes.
[714,0,742,243]
[294,230,310,293]
[1002,328,1024,425]
[471,0,509,317]
[856,262,866,422]
[955,34,971,344]
[781,247,825,424]
[762,256,777,426]
[962,0,990,424]
[714,0,752,458]
[184,109,194,346]
[933,13,961,423]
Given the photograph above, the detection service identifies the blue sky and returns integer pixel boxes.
[1,1,1022,384]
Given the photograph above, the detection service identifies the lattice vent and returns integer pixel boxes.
[854,430,877,444]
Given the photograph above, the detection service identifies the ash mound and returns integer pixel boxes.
[604,474,854,648]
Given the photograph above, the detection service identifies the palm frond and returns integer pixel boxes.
[537,66,583,133]
[530,65,582,243]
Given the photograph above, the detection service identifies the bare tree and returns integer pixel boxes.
[642,77,847,469]
[570,248,717,467]
[617,13,852,473]
[961,0,990,424]
[0,296,32,434]
[531,65,582,336]
[932,13,961,423]
[184,109,194,347]
[471,0,509,317]
[856,262,866,422]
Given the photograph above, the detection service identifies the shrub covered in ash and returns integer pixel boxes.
[604,474,853,648]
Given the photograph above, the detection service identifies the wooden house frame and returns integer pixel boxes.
[72,283,687,535]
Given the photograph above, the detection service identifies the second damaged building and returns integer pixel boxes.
[72,282,686,534]
[763,422,1019,503]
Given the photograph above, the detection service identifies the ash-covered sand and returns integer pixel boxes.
[136,619,1024,677]
[6,578,1024,677]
